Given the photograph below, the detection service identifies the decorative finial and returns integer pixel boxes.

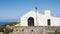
[35,7,37,10]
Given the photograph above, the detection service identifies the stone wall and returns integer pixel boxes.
[9,26,60,34]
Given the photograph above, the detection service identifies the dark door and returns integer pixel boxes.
[28,17,34,26]
[47,19,51,26]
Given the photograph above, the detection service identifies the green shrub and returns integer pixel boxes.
[4,28,13,33]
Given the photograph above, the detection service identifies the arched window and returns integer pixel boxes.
[28,17,34,26]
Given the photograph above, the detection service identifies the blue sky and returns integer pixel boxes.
[0,0,60,21]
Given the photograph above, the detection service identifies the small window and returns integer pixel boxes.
[47,19,51,26]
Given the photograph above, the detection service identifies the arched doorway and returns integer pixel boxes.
[28,17,34,26]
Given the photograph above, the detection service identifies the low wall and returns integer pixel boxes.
[10,26,60,34]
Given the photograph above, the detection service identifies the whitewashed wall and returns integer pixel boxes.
[20,10,60,26]
[51,17,60,26]
[20,10,37,26]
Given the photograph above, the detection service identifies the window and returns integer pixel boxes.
[47,19,51,26]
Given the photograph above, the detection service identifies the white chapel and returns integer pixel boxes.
[20,9,60,26]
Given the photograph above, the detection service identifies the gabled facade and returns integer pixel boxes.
[20,10,60,26]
